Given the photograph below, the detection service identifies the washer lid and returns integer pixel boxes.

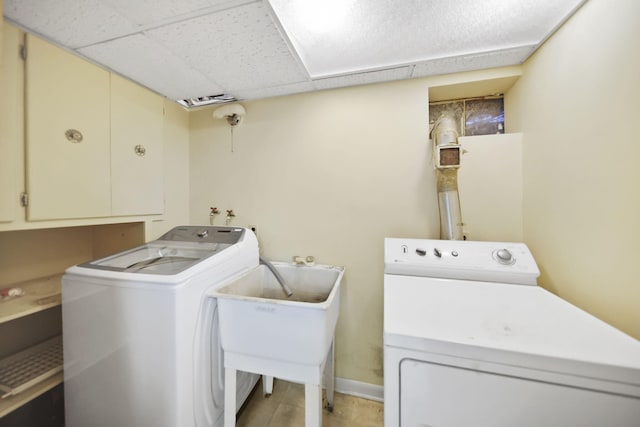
[83,242,226,274]
[78,226,248,275]
[384,275,640,392]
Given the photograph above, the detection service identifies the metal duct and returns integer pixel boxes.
[432,114,464,240]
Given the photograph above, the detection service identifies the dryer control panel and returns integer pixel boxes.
[384,238,540,285]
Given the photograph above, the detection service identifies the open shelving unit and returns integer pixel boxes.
[0,275,63,418]
[0,275,62,324]
[0,222,146,419]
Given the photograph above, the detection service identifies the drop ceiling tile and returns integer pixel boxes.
[269,0,585,77]
[147,1,308,92]
[78,34,223,100]
[411,47,534,78]
[104,0,252,27]
[4,0,138,48]
[232,81,315,100]
[6,0,586,102]
[313,67,412,91]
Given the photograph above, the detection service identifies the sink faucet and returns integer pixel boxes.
[292,255,315,266]
[259,256,293,297]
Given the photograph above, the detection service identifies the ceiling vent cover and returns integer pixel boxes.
[178,94,237,109]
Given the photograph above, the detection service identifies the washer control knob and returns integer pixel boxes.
[451,251,459,257]
[416,248,427,256]
[197,230,208,238]
[433,248,442,258]
[495,248,514,264]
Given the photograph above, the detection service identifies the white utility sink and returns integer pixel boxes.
[212,262,343,367]
[210,262,344,427]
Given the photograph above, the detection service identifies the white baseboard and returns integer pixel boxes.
[334,377,384,402]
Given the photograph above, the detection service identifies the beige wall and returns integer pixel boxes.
[507,0,640,338]
[149,100,191,240]
[190,69,524,385]
[191,81,433,385]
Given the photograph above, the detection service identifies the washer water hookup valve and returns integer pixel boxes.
[209,207,220,225]
[225,209,235,226]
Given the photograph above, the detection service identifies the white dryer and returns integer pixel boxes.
[384,238,640,427]
[62,226,260,427]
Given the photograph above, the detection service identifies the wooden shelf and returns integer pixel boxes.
[0,372,62,418]
[0,274,62,324]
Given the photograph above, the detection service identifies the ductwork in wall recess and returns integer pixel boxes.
[431,113,464,240]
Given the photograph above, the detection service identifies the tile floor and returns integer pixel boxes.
[236,378,384,427]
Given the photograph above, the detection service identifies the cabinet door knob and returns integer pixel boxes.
[134,145,146,156]
[65,129,83,143]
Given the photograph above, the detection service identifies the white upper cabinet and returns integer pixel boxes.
[21,33,165,222]
[25,33,111,220]
[0,20,19,223]
[110,74,164,216]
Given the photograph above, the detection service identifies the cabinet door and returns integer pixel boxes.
[110,74,164,216]
[25,34,111,220]
[0,21,20,223]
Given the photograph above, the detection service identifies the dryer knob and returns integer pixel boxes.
[495,248,514,264]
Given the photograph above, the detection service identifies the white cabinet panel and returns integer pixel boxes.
[0,22,20,223]
[25,34,111,220]
[110,74,164,216]
[458,133,523,242]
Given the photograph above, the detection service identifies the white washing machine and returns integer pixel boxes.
[384,238,640,427]
[62,226,260,427]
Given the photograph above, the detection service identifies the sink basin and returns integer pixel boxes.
[210,262,344,368]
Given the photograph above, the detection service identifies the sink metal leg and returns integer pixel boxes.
[325,340,335,412]
[262,375,274,396]
[224,367,236,427]
[305,383,322,427]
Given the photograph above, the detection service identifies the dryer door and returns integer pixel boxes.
[400,358,640,427]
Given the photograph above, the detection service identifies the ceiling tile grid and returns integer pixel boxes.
[232,80,315,101]
[4,0,587,104]
[313,67,412,91]
[269,0,586,78]
[411,46,536,79]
